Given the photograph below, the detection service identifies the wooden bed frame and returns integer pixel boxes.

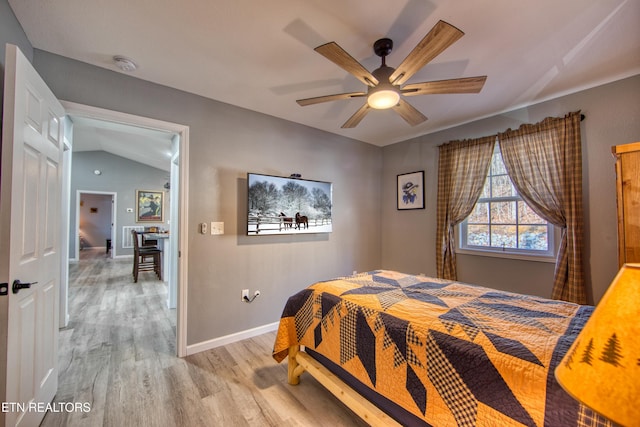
[287,345,401,427]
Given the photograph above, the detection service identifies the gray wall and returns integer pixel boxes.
[31,50,382,345]
[70,151,168,256]
[0,1,31,63]
[382,74,640,305]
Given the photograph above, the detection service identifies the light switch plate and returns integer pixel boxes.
[211,222,224,235]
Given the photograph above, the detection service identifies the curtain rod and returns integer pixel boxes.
[438,112,586,146]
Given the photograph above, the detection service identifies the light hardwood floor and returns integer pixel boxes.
[41,248,367,426]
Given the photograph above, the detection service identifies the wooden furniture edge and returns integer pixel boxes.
[612,141,640,155]
[287,345,402,427]
[287,345,305,385]
[612,142,640,267]
[613,153,625,268]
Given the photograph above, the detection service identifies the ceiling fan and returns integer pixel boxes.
[296,20,487,128]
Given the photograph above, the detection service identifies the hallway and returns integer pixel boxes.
[41,249,364,426]
[42,248,176,425]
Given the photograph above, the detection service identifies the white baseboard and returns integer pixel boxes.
[186,321,280,356]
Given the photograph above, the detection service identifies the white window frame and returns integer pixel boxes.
[457,145,559,263]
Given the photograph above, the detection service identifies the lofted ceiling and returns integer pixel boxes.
[69,116,174,172]
[9,0,640,148]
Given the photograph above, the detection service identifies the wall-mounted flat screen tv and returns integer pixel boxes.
[247,173,332,235]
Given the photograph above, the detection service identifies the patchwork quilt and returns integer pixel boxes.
[273,270,611,427]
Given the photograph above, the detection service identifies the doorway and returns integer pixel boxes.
[76,191,115,259]
[61,101,189,357]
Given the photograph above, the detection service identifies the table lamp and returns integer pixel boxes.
[555,264,640,427]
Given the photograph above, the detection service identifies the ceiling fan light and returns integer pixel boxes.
[367,87,400,109]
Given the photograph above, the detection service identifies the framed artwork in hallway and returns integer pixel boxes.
[136,190,164,222]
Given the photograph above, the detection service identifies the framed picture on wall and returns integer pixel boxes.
[136,190,164,222]
[397,171,425,210]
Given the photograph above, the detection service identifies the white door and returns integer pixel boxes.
[0,44,64,426]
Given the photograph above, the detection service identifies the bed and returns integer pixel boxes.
[272,270,611,426]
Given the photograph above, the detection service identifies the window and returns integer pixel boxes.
[458,144,556,261]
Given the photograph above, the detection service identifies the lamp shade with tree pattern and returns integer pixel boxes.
[555,264,640,427]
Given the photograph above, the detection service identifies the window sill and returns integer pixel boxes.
[456,247,556,263]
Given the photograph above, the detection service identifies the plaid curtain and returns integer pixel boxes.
[498,111,585,304]
[436,136,495,280]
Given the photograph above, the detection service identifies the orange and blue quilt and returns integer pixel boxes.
[273,270,611,427]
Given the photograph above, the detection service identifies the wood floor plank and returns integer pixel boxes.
[41,248,368,426]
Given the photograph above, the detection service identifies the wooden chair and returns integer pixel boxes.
[131,230,162,283]
[142,228,158,247]
[141,233,158,247]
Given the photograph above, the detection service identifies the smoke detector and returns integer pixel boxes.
[113,55,138,72]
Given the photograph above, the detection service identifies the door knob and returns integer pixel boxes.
[12,280,37,294]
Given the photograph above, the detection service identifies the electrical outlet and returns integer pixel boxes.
[241,289,249,301]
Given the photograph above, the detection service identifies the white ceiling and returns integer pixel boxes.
[70,116,174,171]
[9,0,640,148]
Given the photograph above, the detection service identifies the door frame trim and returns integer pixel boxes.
[61,101,189,357]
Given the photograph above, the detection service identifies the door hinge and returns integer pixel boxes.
[0,283,8,296]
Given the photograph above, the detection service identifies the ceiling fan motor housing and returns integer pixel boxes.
[371,65,396,86]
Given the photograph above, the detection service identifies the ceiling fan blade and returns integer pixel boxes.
[389,20,464,86]
[296,92,366,106]
[392,99,427,126]
[402,76,487,96]
[341,103,371,128]
[315,42,379,87]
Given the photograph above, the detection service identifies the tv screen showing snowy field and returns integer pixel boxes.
[247,173,332,235]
